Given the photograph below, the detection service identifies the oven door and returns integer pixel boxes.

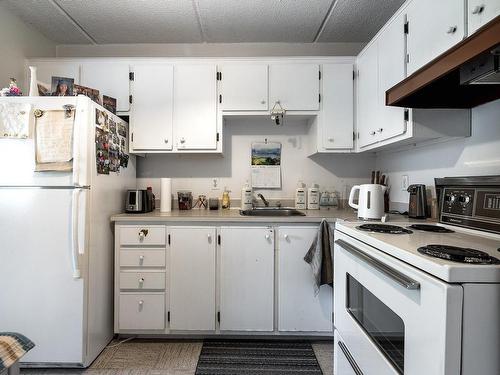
[334,231,463,375]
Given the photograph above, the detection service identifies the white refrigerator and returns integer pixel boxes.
[0,96,136,367]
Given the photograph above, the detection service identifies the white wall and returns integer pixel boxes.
[56,42,365,58]
[137,117,375,203]
[0,4,56,92]
[376,99,500,205]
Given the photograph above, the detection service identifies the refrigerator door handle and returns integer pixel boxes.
[78,188,88,256]
[71,188,82,279]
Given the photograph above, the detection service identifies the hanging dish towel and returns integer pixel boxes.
[34,108,75,172]
[304,218,334,296]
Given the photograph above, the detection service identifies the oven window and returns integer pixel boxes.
[346,274,405,374]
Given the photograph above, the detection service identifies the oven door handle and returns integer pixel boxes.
[336,239,420,290]
[338,340,364,375]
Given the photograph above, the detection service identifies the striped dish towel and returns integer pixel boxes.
[0,333,35,370]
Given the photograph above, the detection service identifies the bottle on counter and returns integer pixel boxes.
[222,187,231,209]
[241,181,253,210]
[295,181,306,209]
[307,184,320,210]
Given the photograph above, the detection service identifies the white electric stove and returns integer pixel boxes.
[333,176,500,375]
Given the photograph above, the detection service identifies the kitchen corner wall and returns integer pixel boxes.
[137,117,376,201]
[376,99,500,206]
[0,4,56,92]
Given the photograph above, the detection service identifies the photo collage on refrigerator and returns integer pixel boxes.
[95,108,128,175]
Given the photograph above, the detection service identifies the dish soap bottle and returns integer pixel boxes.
[241,181,253,210]
[307,184,320,210]
[222,187,231,209]
[295,181,306,209]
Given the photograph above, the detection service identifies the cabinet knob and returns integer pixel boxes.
[446,26,457,34]
[377,128,383,133]
[261,100,266,104]
[284,234,289,240]
[207,233,212,242]
[370,131,376,136]
[472,5,484,14]
[328,137,334,142]
[180,137,186,144]
[164,139,169,144]
[139,255,145,263]
[265,234,271,240]
[138,300,144,306]
[138,229,148,240]
[139,278,145,284]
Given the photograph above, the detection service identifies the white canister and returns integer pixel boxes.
[241,182,253,210]
[307,186,320,210]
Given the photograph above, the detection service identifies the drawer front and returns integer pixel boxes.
[120,250,166,267]
[120,226,166,246]
[119,294,165,330]
[120,271,165,290]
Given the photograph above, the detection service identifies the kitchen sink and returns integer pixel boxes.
[239,207,306,216]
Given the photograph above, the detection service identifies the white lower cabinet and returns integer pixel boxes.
[168,226,216,331]
[119,294,165,330]
[219,227,275,331]
[278,227,332,332]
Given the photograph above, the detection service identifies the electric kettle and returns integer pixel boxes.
[348,184,387,220]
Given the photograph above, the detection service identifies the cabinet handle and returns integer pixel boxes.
[138,300,144,306]
[180,137,186,144]
[265,234,271,240]
[370,131,376,136]
[207,233,212,242]
[446,26,457,34]
[138,278,145,285]
[472,5,484,14]
[377,128,383,133]
[338,341,364,375]
[164,139,169,144]
[261,100,266,104]
[138,229,148,240]
[328,137,334,142]
[139,255,145,264]
[284,234,289,240]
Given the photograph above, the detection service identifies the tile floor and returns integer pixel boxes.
[21,339,334,375]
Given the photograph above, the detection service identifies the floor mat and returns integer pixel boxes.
[195,340,323,375]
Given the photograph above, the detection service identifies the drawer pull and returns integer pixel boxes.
[139,255,145,264]
[446,26,457,34]
[138,278,145,285]
[370,131,376,136]
[472,5,484,14]
[138,300,144,306]
[138,229,149,240]
[338,341,364,375]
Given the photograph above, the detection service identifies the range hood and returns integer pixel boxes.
[386,15,500,109]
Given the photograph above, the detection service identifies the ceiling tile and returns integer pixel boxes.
[195,0,334,43]
[1,0,92,44]
[318,0,406,42]
[56,0,203,43]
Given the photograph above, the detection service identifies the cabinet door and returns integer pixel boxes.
[169,227,216,331]
[32,61,80,90]
[356,42,380,149]
[377,12,408,142]
[130,64,173,151]
[220,64,268,111]
[173,65,217,150]
[406,0,465,75]
[81,62,130,112]
[321,63,354,150]
[278,227,332,332]
[468,0,500,35]
[219,227,274,331]
[269,64,320,111]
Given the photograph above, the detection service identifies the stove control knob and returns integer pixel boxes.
[449,194,456,203]
[458,195,471,205]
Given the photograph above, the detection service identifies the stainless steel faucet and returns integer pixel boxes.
[257,193,270,207]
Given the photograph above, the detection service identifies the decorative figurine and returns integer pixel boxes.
[0,78,23,96]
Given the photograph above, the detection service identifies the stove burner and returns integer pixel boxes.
[407,224,454,233]
[357,224,413,234]
[418,244,500,264]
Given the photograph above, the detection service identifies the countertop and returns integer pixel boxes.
[111,207,360,223]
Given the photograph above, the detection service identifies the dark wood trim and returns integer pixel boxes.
[386,15,500,108]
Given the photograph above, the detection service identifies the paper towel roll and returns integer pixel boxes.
[160,178,172,212]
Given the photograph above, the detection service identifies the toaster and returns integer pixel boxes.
[126,189,154,213]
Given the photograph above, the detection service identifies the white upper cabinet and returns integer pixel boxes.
[219,64,268,111]
[169,227,216,331]
[130,64,173,151]
[406,0,465,75]
[356,41,380,149]
[80,62,130,112]
[377,11,408,142]
[468,0,500,34]
[173,65,218,150]
[278,227,332,332]
[321,63,354,150]
[269,64,320,111]
[219,227,274,331]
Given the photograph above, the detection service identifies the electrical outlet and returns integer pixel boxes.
[401,175,409,191]
[211,178,220,190]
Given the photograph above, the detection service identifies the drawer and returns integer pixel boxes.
[119,293,165,330]
[119,226,166,246]
[120,271,165,290]
[120,250,166,267]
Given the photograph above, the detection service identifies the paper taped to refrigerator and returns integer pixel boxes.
[34,109,75,171]
[0,103,31,139]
